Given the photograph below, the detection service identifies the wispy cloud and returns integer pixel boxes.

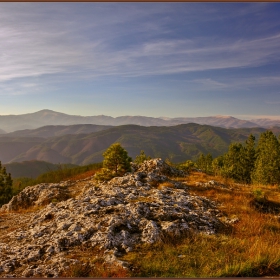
[191,78,228,90]
[1,3,280,92]
[190,76,280,91]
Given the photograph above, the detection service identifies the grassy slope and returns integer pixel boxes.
[11,162,103,196]
[0,137,45,163]
[38,169,280,278]
[7,165,280,277]
[120,172,280,277]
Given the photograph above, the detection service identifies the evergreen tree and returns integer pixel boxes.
[221,143,246,182]
[134,150,151,165]
[243,134,256,183]
[0,161,13,206]
[252,131,280,185]
[205,153,213,174]
[196,153,206,171]
[212,155,224,176]
[95,143,132,181]
[103,143,132,175]
[196,153,213,174]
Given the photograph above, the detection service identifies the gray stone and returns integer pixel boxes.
[0,158,226,277]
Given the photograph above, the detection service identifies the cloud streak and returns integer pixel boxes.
[1,3,280,86]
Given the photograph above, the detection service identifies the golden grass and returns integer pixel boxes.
[59,246,130,277]
[120,171,280,277]
[5,169,280,277]
[67,169,101,181]
[157,181,175,189]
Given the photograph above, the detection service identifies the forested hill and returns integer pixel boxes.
[1,123,279,165]
[3,124,112,138]
[3,161,77,179]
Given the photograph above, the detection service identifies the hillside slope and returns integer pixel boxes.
[4,124,112,138]
[3,161,77,178]
[0,124,274,165]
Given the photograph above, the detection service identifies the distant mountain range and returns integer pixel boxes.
[1,123,280,167]
[1,109,280,133]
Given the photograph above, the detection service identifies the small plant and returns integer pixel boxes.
[51,198,58,204]
[252,189,265,201]
[177,160,196,173]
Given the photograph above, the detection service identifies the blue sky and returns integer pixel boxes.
[1,2,280,119]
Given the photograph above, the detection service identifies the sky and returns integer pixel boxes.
[1,2,280,119]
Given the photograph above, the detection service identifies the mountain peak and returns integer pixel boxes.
[213,115,233,119]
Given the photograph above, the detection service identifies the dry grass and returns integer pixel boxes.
[120,171,280,277]
[62,259,130,277]
[59,246,130,277]
[4,170,280,277]
[157,181,175,189]
[8,204,45,214]
[68,169,101,181]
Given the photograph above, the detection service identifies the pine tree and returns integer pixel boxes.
[103,143,132,175]
[196,153,206,171]
[244,134,256,183]
[221,143,246,182]
[196,153,213,174]
[252,131,280,185]
[134,150,151,165]
[205,153,213,174]
[212,155,224,176]
[95,143,132,181]
[0,161,13,206]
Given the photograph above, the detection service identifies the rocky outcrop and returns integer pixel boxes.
[131,158,185,177]
[0,159,225,277]
[1,182,72,212]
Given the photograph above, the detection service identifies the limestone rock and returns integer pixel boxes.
[1,182,72,212]
[0,158,225,277]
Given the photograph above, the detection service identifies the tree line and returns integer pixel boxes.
[1,129,280,207]
[187,130,280,185]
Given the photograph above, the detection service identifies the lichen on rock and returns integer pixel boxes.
[0,158,225,277]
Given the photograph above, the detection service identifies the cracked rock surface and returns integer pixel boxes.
[0,159,225,277]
